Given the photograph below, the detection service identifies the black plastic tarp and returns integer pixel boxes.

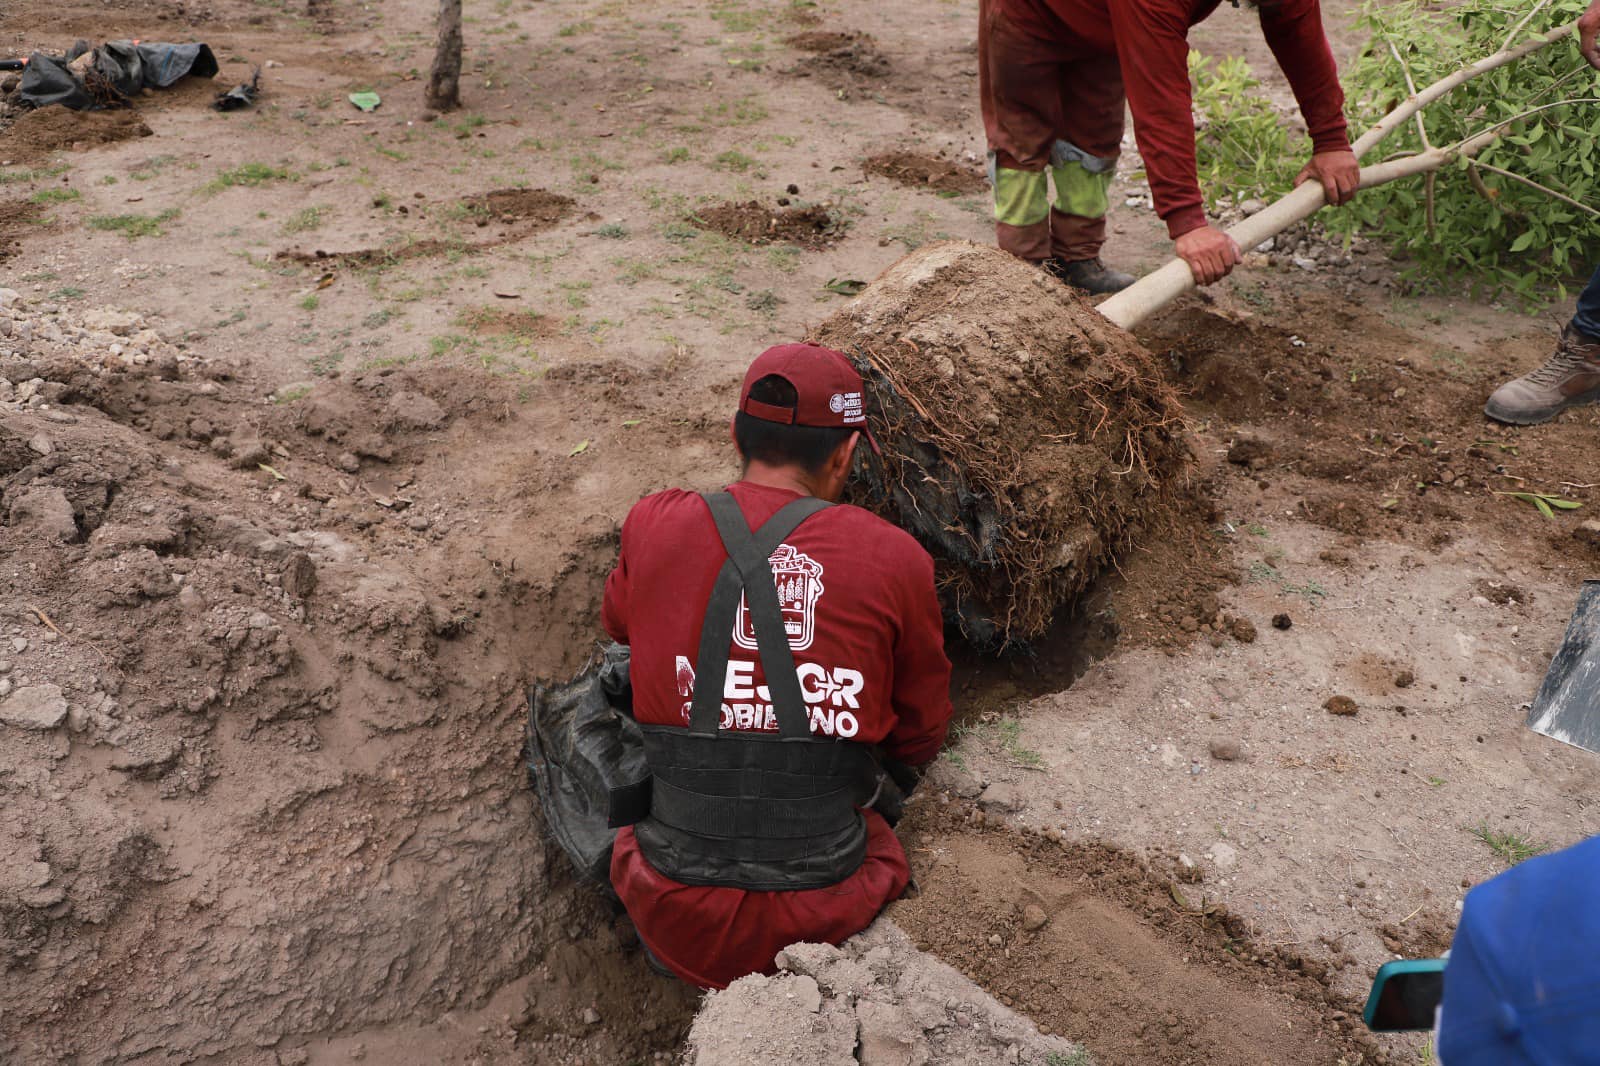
[18,40,218,110]
[526,643,650,894]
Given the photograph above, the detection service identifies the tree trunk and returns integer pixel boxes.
[426,0,463,112]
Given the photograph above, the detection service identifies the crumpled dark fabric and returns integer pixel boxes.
[18,40,219,110]
[526,643,650,895]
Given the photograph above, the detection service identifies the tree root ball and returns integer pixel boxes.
[810,242,1190,647]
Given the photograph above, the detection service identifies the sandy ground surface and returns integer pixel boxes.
[3,0,1598,1063]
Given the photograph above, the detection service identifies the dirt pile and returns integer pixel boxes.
[812,242,1190,646]
[0,290,693,1064]
[691,199,846,248]
[688,921,1083,1065]
[891,799,1382,1065]
[1,105,153,163]
[864,151,987,195]
[784,30,891,91]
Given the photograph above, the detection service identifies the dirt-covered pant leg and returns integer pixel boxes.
[1573,263,1600,340]
[1049,54,1124,262]
[979,0,1124,262]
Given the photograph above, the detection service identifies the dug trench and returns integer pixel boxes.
[3,271,1593,1065]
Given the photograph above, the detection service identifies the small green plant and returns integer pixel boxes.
[88,208,180,238]
[48,286,86,301]
[362,309,395,329]
[0,163,70,185]
[299,294,320,311]
[29,188,81,204]
[207,163,294,191]
[996,717,1045,770]
[713,150,758,173]
[594,222,629,239]
[282,206,327,234]
[1494,490,1583,519]
[274,384,313,404]
[663,146,691,164]
[1469,822,1547,866]
[1331,0,1600,302]
[1046,1049,1093,1066]
[1189,52,1304,208]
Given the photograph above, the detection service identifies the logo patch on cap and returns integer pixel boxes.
[830,391,865,424]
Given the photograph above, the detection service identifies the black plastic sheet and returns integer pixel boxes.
[18,40,219,110]
[525,643,649,894]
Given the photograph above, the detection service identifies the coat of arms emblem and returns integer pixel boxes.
[734,544,825,652]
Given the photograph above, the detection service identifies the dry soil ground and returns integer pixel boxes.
[2,0,1598,1064]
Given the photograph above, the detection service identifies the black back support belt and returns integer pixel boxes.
[631,490,876,891]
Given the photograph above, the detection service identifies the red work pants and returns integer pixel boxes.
[978,0,1126,262]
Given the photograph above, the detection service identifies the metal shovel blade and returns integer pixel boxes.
[1527,581,1600,753]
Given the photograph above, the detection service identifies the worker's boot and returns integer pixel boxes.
[1484,325,1600,425]
[1045,257,1136,295]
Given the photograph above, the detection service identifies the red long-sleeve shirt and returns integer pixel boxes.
[603,481,953,988]
[1001,0,1350,237]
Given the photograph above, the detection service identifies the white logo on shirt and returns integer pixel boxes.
[733,543,823,652]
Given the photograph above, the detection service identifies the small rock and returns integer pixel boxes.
[8,486,78,542]
[384,390,448,431]
[1239,198,1266,216]
[1574,519,1600,550]
[580,1007,601,1026]
[1021,904,1049,932]
[1226,433,1272,468]
[1207,842,1238,869]
[187,418,215,441]
[27,433,53,456]
[1208,737,1242,761]
[282,552,318,598]
[335,451,361,474]
[11,638,27,654]
[1,684,69,730]
[0,288,20,310]
[406,514,432,532]
[0,679,11,698]
[1324,695,1359,717]
[1394,670,1415,689]
[979,782,1020,814]
[1292,256,1318,271]
[1271,613,1293,630]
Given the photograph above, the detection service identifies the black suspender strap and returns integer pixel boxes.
[687,492,831,740]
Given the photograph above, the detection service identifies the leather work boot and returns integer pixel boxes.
[1044,257,1136,295]
[1483,326,1600,425]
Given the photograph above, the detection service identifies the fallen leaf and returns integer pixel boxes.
[822,277,868,296]
[348,91,381,112]
[258,463,287,481]
[493,291,521,299]
[568,440,590,457]
[621,419,642,428]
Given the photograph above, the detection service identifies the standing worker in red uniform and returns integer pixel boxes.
[980,0,1360,293]
[603,343,953,990]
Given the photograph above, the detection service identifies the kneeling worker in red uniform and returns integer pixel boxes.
[602,343,953,989]
[980,0,1359,293]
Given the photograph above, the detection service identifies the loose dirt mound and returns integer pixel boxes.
[813,242,1190,646]
[458,305,558,339]
[690,199,845,248]
[4,105,152,163]
[0,292,697,1064]
[864,151,987,195]
[462,188,576,226]
[892,802,1382,1066]
[689,921,1084,1065]
[784,30,891,89]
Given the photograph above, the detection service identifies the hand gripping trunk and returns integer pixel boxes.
[631,492,878,891]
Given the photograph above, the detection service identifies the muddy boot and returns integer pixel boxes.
[1484,326,1600,425]
[1044,257,1136,295]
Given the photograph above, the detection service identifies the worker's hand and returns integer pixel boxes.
[1580,0,1600,71]
[1294,149,1361,206]
[1175,225,1242,286]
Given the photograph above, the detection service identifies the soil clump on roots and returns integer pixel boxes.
[812,242,1189,646]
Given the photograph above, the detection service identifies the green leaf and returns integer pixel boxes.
[822,278,868,296]
[1535,496,1555,519]
[348,92,381,112]
[568,440,590,456]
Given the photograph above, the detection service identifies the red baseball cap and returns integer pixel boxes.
[738,343,868,429]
